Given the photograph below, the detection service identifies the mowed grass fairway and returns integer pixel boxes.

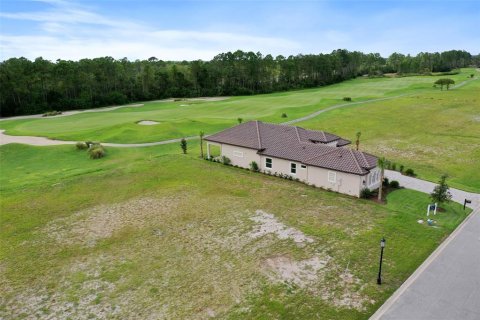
[0,69,473,144]
[298,73,480,192]
[0,143,469,319]
[0,68,478,192]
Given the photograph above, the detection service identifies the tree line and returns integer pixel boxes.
[0,49,477,117]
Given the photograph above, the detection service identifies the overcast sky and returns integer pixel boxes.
[0,0,479,61]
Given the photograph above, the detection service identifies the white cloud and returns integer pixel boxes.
[0,0,299,61]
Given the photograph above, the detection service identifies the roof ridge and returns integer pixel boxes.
[359,150,369,167]
[255,120,262,149]
[321,130,327,141]
[349,149,363,173]
[295,127,301,143]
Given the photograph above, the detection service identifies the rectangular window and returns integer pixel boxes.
[233,150,244,158]
[301,164,307,169]
[265,158,272,169]
[328,171,336,183]
[290,163,297,174]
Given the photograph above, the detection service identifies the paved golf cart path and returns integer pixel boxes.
[371,171,480,320]
[1,74,478,148]
[0,97,230,122]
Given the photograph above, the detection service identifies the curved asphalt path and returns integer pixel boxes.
[0,74,478,148]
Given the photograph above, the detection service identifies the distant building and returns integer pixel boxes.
[205,121,380,197]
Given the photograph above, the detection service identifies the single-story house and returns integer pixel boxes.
[204,121,381,197]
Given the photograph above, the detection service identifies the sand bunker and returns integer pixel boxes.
[137,120,159,125]
[248,210,314,244]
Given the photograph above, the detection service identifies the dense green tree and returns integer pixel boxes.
[430,174,452,204]
[0,49,476,117]
[434,78,455,90]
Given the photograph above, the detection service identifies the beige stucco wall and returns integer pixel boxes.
[212,142,378,197]
[220,144,261,168]
[307,166,364,197]
[259,156,308,181]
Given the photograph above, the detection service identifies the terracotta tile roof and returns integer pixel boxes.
[205,121,377,175]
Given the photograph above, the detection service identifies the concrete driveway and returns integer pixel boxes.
[371,171,480,319]
[385,170,479,209]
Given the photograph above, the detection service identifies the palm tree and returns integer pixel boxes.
[199,131,205,158]
[355,131,361,151]
[377,157,387,201]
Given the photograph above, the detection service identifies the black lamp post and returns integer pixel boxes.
[377,237,386,285]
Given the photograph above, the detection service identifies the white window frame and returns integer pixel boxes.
[328,171,337,183]
[290,162,297,175]
[265,157,273,169]
[233,150,244,158]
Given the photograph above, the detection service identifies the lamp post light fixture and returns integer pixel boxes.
[377,237,386,285]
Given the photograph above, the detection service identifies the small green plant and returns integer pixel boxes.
[76,142,88,150]
[249,161,259,172]
[405,168,415,176]
[180,138,187,154]
[399,165,404,173]
[360,188,372,199]
[382,177,389,187]
[391,163,396,171]
[88,144,106,159]
[430,174,452,204]
[237,117,243,124]
[221,156,231,165]
[389,180,400,188]
[281,113,287,118]
[343,97,352,101]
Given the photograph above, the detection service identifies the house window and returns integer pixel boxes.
[265,158,272,169]
[233,150,244,158]
[301,164,307,169]
[328,171,336,183]
[290,163,297,174]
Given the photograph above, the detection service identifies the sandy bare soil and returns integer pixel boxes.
[137,120,159,125]
[248,210,314,244]
[0,130,75,146]
[0,104,145,122]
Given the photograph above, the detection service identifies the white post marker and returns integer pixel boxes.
[426,203,438,217]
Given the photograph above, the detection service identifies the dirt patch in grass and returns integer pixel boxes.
[248,210,314,245]
[263,255,330,287]
[44,196,181,247]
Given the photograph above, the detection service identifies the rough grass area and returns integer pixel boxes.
[298,72,480,192]
[0,143,470,319]
[0,68,475,145]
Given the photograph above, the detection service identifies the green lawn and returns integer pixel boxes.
[0,69,474,144]
[0,143,470,319]
[298,73,480,192]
